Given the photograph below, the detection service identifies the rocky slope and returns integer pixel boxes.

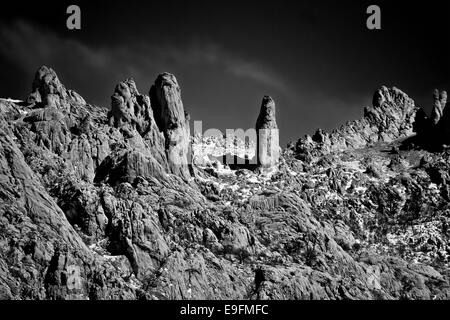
[0,66,449,300]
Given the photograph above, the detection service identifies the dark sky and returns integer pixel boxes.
[0,0,449,146]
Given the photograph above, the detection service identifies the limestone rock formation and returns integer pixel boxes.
[431,89,447,125]
[1,67,450,301]
[295,86,418,159]
[409,89,448,148]
[0,125,140,299]
[434,90,450,142]
[108,78,154,136]
[366,86,417,139]
[28,66,85,109]
[150,73,191,180]
[256,96,280,169]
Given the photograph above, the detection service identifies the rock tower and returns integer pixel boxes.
[256,96,280,169]
[150,73,191,180]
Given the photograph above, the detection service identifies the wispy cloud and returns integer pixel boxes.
[162,43,292,96]
[0,20,294,104]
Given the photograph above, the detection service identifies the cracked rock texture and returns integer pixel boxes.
[256,96,280,169]
[295,86,418,160]
[0,67,450,300]
[150,73,191,180]
[431,89,447,125]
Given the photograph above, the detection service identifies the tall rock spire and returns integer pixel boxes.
[150,73,191,180]
[431,89,447,125]
[256,96,280,169]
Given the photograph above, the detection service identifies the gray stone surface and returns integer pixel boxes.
[256,96,280,169]
[0,67,449,300]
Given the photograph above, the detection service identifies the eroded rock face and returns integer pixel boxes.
[0,126,140,299]
[94,149,166,185]
[108,79,154,136]
[2,66,450,301]
[256,96,280,168]
[410,89,448,148]
[150,73,191,180]
[28,66,85,109]
[295,86,418,159]
[435,90,450,141]
[431,89,447,125]
[365,86,417,139]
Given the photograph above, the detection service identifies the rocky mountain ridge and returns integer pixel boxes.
[0,66,449,300]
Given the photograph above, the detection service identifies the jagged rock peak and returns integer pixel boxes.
[149,72,191,180]
[370,86,415,111]
[108,78,153,136]
[365,86,417,134]
[295,86,418,159]
[115,78,139,98]
[27,65,85,108]
[32,66,65,98]
[256,95,277,130]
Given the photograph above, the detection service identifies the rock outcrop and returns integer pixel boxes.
[0,123,139,299]
[294,86,418,159]
[410,89,448,149]
[149,73,191,180]
[108,78,154,136]
[27,66,85,109]
[256,96,280,169]
[434,90,449,141]
[431,89,447,125]
[1,67,450,300]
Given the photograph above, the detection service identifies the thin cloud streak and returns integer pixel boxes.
[0,20,295,103]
